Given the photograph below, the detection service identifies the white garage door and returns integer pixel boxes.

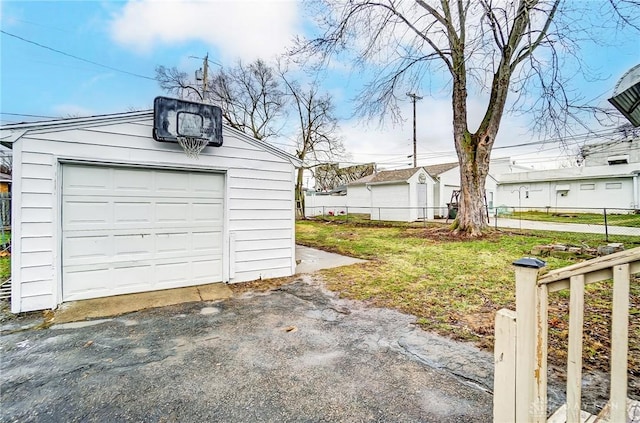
[62,164,224,302]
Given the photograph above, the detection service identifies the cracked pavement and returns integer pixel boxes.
[1,277,495,422]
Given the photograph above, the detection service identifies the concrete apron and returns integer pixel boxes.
[52,246,365,324]
[53,283,233,324]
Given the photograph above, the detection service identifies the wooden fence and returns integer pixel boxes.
[493,247,640,422]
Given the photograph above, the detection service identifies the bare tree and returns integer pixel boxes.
[281,76,345,217]
[314,163,375,192]
[155,65,203,101]
[156,59,286,140]
[293,0,638,235]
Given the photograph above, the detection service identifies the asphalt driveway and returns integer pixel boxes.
[1,277,494,422]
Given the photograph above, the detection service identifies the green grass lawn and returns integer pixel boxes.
[296,219,639,379]
[510,210,640,227]
[0,256,9,280]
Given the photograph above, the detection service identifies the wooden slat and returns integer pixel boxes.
[538,247,640,286]
[567,275,585,423]
[537,284,549,421]
[493,309,517,423]
[547,403,597,423]
[609,264,630,423]
[594,398,640,422]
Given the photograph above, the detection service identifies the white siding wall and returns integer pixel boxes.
[304,193,347,217]
[11,117,297,312]
[346,185,371,214]
[496,178,634,211]
[437,167,460,217]
[371,184,410,221]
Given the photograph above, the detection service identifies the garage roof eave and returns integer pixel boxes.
[0,129,26,147]
[221,124,302,167]
[0,110,154,133]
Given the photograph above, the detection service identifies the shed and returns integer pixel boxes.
[368,167,436,222]
[0,110,301,313]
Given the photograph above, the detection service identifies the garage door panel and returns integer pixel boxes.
[193,259,223,279]
[114,202,153,224]
[64,166,110,193]
[156,202,189,222]
[193,202,223,222]
[156,172,190,193]
[155,262,190,284]
[193,231,223,251]
[156,232,189,254]
[112,265,153,288]
[64,268,112,300]
[192,172,224,194]
[64,201,110,228]
[113,234,154,257]
[114,168,153,192]
[62,164,224,302]
[65,235,110,261]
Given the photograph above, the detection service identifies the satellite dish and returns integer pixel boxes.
[608,64,640,127]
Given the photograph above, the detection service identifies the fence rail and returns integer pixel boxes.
[493,248,640,422]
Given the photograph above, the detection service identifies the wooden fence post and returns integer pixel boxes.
[513,257,547,423]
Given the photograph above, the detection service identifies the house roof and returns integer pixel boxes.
[423,162,458,176]
[367,167,423,184]
[366,163,457,184]
[0,110,302,167]
[348,173,377,185]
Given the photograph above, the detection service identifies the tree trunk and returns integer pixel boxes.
[453,132,492,236]
[295,167,305,219]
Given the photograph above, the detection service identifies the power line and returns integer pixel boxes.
[1,112,57,119]
[0,30,155,81]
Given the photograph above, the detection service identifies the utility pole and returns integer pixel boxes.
[195,53,209,100]
[406,92,423,167]
[202,53,209,99]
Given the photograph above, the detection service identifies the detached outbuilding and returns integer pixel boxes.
[1,110,301,313]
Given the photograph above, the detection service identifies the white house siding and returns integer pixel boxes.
[371,184,410,221]
[436,167,460,216]
[346,184,371,214]
[9,115,297,313]
[304,193,347,217]
[496,178,634,211]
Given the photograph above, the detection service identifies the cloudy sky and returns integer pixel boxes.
[1,1,638,170]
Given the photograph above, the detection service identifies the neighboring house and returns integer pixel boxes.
[0,110,301,314]
[496,136,640,211]
[367,167,437,221]
[304,159,522,221]
[580,135,640,166]
[495,163,640,210]
[346,173,376,215]
[0,172,10,193]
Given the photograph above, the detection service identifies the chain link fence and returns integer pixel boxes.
[0,193,10,301]
[304,205,640,241]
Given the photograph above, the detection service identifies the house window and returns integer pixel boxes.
[607,155,629,165]
[580,183,595,190]
[606,182,622,190]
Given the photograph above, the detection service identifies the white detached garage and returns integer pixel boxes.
[1,108,301,313]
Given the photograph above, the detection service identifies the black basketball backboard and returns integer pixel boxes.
[153,96,223,147]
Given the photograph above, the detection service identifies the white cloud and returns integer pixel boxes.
[109,0,301,61]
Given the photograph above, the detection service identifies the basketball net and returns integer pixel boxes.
[177,136,208,159]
